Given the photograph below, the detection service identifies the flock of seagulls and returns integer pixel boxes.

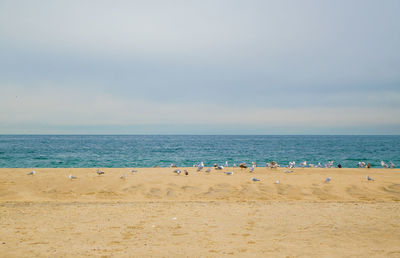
[24,159,395,183]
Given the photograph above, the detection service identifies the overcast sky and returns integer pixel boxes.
[0,0,399,134]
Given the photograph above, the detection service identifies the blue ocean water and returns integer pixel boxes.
[0,135,399,168]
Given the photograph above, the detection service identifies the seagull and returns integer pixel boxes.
[205,168,211,173]
[215,166,224,170]
[96,169,105,175]
[300,161,307,168]
[69,174,77,180]
[366,175,374,181]
[27,171,36,175]
[390,162,395,168]
[130,169,138,173]
[381,161,388,168]
[249,166,254,173]
[233,163,237,168]
[120,174,127,179]
[173,169,181,175]
[184,170,189,175]
[251,177,260,181]
[239,163,247,169]
[284,169,293,173]
[275,180,280,184]
[224,171,233,175]
[197,162,204,171]
[170,163,177,168]
[325,177,331,183]
[225,161,229,167]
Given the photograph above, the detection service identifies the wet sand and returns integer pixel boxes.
[1,167,400,257]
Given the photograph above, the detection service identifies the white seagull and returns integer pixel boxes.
[381,161,388,168]
[96,169,105,175]
[366,175,374,181]
[27,171,36,175]
[251,177,260,182]
[69,174,77,180]
[173,169,181,175]
[224,171,233,175]
[325,177,331,183]
[130,169,138,173]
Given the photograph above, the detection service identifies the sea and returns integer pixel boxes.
[0,135,399,168]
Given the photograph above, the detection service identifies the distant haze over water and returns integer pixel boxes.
[0,135,399,168]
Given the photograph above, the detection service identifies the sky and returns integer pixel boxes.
[0,0,399,134]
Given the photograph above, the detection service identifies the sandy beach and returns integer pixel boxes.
[1,167,400,257]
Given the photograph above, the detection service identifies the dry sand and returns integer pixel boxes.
[1,167,400,257]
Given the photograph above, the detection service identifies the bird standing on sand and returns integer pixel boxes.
[390,162,395,168]
[225,161,229,167]
[301,161,307,168]
[381,161,388,168]
[69,174,77,179]
[325,177,331,183]
[249,166,254,173]
[96,169,105,175]
[120,174,127,179]
[205,168,211,173]
[239,163,247,169]
[215,165,224,170]
[251,177,260,182]
[173,169,181,175]
[197,162,204,171]
[224,171,233,175]
[130,169,138,173]
[27,171,36,175]
[366,175,374,181]
[275,180,280,184]
[184,170,189,175]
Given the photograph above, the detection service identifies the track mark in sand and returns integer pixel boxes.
[201,183,236,198]
[382,184,400,196]
[387,251,400,257]
[346,185,376,201]
[122,184,143,192]
[146,188,162,198]
[311,185,337,200]
[238,248,247,253]
[275,184,303,199]
[181,185,199,191]
[29,241,49,245]
[166,188,175,197]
